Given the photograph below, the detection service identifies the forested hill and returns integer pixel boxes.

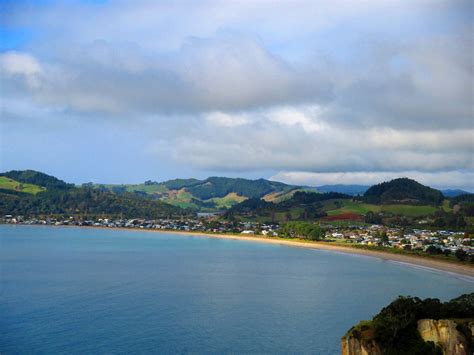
[182,177,292,200]
[3,170,74,190]
[316,184,369,196]
[363,178,444,205]
[0,170,185,218]
[0,170,298,216]
[95,176,298,210]
[1,171,469,219]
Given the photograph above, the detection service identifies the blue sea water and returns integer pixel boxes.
[1,225,472,354]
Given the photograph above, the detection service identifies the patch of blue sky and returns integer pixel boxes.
[0,28,34,51]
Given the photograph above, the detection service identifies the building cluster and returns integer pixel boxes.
[1,215,279,237]
[2,215,471,255]
[326,224,473,255]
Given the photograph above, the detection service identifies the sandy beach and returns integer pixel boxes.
[60,225,474,278]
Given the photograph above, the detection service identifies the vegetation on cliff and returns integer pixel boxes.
[345,293,474,354]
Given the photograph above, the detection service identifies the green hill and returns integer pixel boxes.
[0,170,186,218]
[0,187,185,218]
[2,171,465,223]
[0,176,45,194]
[226,191,350,222]
[97,177,296,211]
[185,177,292,200]
[363,178,444,205]
[2,170,74,190]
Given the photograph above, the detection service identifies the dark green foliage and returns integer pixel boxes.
[433,210,467,229]
[226,191,349,220]
[365,211,383,224]
[443,293,474,318]
[0,187,185,218]
[460,203,474,217]
[364,178,444,205]
[370,293,473,354]
[279,222,324,240]
[450,193,474,206]
[455,249,468,261]
[378,230,389,244]
[316,184,369,195]
[373,296,427,352]
[162,178,201,190]
[2,170,74,190]
[226,198,274,215]
[425,245,442,255]
[279,191,351,207]
[186,177,291,200]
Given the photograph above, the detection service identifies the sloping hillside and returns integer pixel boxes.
[2,170,74,190]
[98,177,296,210]
[363,178,444,205]
[0,176,45,194]
[0,170,186,218]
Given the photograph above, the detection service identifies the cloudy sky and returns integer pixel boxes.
[1,0,473,190]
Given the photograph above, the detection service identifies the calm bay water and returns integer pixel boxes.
[1,225,472,354]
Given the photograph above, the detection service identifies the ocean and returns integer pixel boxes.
[1,225,472,353]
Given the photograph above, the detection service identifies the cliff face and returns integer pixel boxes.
[342,319,473,355]
[417,319,473,355]
[340,336,382,355]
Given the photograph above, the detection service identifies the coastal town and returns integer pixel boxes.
[3,214,472,260]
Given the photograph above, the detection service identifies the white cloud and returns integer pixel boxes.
[206,112,250,127]
[270,171,474,191]
[2,0,472,185]
[165,105,474,174]
[268,106,326,133]
[0,51,42,88]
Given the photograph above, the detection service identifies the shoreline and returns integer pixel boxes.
[5,224,474,278]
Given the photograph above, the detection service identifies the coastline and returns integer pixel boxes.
[157,229,474,278]
[5,224,474,278]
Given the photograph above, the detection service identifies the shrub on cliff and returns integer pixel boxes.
[366,293,473,354]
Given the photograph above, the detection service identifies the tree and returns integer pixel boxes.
[365,211,382,224]
[426,245,441,255]
[279,222,324,241]
[455,249,468,262]
[380,230,389,244]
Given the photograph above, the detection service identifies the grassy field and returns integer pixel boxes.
[208,192,247,209]
[100,183,168,195]
[324,199,438,217]
[162,189,197,209]
[0,176,45,194]
[100,184,249,211]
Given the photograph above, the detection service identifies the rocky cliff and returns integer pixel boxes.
[342,319,473,355]
[341,321,383,355]
[417,319,473,355]
[341,336,382,355]
[342,294,474,354]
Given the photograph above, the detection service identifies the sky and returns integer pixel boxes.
[0,0,473,190]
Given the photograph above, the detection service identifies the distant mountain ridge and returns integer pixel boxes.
[441,189,472,197]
